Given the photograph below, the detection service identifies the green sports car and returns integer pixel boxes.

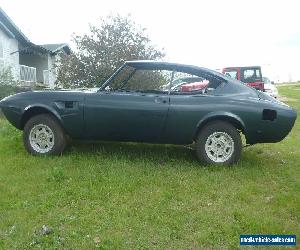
[0,61,297,165]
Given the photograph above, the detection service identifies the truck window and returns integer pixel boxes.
[242,68,262,83]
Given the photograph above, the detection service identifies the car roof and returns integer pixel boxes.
[124,60,225,79]
[126,60,202,70]
[223,66,261,70]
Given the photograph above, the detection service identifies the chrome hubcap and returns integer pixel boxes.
[205,131,234,163]
[29,124,54,153]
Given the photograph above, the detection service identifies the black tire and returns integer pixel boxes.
[23,114,67,156]
[195,121,242,165]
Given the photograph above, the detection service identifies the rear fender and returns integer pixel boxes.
[194,111,246,139]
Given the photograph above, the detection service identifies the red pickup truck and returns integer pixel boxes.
[222,66,264,91]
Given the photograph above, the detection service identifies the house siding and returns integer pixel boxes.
[47,54,58,87]
[0,27,19,80]
[1,8,70,88]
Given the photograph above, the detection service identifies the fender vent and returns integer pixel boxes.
[262,109,277,121]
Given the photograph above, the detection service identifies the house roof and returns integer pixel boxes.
[0,7,71,55]
[0,7,30,44]
[39,43,71,55]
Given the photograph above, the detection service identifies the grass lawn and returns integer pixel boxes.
[0,85,299,249]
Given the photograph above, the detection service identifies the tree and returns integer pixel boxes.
[56,14,165,88]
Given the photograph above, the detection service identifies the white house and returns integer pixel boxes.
[0,7,71,87]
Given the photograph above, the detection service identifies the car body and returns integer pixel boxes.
[263,77,278,98]
[222,66,264,91]
[0,61,297,165]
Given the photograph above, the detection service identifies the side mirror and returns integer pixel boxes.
[271,81,274,84]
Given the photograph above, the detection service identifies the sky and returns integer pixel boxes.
[0,0,299,82]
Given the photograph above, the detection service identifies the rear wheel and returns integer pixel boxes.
[195,121,242,165]
[23,114,66,156]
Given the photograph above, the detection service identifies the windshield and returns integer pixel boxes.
[224,70,238,79]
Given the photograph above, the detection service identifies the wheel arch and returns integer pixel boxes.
[21,105,64,130]
[194,112,246,140]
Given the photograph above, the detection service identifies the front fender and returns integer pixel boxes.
[23,104,64,125]
[21,103,84,138]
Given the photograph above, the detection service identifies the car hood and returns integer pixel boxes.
[0,89,89,108]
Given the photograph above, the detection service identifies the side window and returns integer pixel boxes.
[123,69,172,92]
[107,67,222,94]
[108,65,135,90]
[255,69,261,78]
[243,69,255,79]
[170,72,210,93]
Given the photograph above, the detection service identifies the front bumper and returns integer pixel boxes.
[0,104,23,129]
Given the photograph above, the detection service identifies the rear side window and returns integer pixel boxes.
[170,72,209,93]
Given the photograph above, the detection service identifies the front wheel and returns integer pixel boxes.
[23,114,67,156]
[195,121,242,165]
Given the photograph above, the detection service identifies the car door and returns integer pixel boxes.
[161,71,221,144]
[163,94,213,144]
[84,69,171,142]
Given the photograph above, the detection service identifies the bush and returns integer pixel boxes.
[0,66,15,85]
[0,66,52,117]
[0,66,17,117]
[0,65,18,97]
[0,85,18,100]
